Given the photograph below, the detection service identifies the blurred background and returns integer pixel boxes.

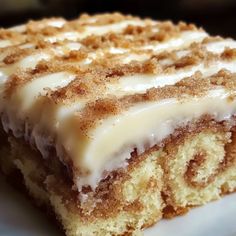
[0,0,236,38]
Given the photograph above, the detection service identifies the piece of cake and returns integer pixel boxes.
[1,12,236,236]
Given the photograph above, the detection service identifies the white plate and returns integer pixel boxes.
[1,175,236,236]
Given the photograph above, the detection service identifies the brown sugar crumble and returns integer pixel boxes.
[1,12,236,133]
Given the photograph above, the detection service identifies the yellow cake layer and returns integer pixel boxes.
[1,118,236,235]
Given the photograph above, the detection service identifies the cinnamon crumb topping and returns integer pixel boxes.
[72,70,236,134]
[221,48,236,60]
[3,48,34,65]
[0,29,23,40]
[75,97,122,132]
[78,12,138,26]
[2,42,234,103]
[1,13,236,135]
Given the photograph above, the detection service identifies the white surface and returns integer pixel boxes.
[0,175,236,236]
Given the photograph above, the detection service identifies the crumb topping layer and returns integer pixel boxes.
[1,13,236,190]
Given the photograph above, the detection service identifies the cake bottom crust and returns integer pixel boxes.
[1,117,236,236]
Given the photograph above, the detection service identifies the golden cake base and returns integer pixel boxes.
[1,117,236,236]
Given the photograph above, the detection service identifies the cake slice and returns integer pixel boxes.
[1,13,236,236]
